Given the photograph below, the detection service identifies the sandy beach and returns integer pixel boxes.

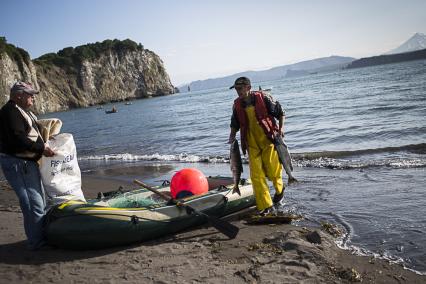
[0,168,425,283]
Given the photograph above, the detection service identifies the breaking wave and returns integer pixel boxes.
[292,143,426,160]
[82,153,232,163]
[294,156,426,169]
[79,143,426,169]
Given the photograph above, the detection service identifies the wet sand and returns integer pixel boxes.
[0,166,425,283]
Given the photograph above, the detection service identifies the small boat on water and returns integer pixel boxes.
[45,176,255,249]
[105,106,118,114]
[258,86,272,93]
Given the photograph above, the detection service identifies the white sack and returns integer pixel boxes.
[40,133,85,205]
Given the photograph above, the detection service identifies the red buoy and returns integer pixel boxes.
[170,168,208,199]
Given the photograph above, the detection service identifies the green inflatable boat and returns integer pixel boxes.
[46,176,255,249]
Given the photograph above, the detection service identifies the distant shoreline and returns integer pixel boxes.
[347,48,426,69]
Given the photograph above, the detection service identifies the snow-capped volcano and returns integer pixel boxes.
[387,32,426,54]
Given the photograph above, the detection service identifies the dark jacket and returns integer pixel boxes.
[0,100,44,161]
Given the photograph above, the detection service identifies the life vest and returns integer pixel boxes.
[234,91,279,154]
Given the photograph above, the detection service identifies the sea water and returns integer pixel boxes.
[41,59,426,273]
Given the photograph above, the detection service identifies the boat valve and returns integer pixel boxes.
[130,215,139,225]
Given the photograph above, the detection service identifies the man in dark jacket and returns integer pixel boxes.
[0,81,55,250]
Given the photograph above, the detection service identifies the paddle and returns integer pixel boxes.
[133,179,239,239]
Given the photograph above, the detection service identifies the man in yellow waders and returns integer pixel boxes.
[228,77,285,215]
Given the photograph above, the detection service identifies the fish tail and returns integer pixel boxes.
[232,185,241,196]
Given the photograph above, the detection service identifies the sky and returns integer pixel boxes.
[1,0,425,85]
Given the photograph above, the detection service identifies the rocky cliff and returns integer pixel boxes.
[0,38,175,114]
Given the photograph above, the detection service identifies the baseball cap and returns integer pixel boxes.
[229,77,251,89]
[10,81,39,95]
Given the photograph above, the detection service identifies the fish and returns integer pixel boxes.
[230,139,243,195]
[274,136,298,184]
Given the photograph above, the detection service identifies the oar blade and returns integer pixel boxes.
[207,215,239,239]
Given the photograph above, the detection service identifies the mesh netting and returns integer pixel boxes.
[105,190,163,208]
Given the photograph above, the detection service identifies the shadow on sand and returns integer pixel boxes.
[0,225,226,265]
